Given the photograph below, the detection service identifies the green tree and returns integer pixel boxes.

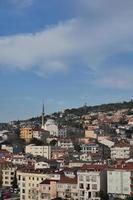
[12,172,18,189]
[30,138,44,145]
[98,190,109,200]
[74,143,81,152]
[50,139,57,146]
[125,197,133,200]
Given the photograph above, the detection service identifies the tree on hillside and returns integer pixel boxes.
[74,143,81,152]
[125,197,133,200]
[12,172,18,190]
[30,138,44,145]
[50,139,57,146]
[98,190,109,200]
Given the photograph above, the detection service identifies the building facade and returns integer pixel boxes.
[25,145,51,159]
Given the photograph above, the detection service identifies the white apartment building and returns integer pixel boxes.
[81,144,99,154]
[33,129,43,140]
[57,138,74,149]
[111,142,132,160]
[58,128,67,138]
[1,145,13,153]
[77,165,107,200]
[25,144,51,159]
[107,163,133,199]
[12,154,28,165]
[2,167,16,187]
[98,139,114,148]
[35,161,50,170]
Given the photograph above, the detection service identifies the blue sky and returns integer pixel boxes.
[0,0,133,122]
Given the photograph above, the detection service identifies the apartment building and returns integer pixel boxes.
[17,169,60,200]
[58,127,67,138]
[38,179,57,200]
[57,175,78,200]
[77,164,107,200]
[1,145,13,153]
[2,167,16,187]
[111,141,132,160]
[81,143,99,154]
[20,128,33,142]
[107,162,133,199]
[57,138,74,149]
[25,144,51,159]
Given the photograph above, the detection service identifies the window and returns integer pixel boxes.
[91,176,96,182]
[79,183,84,189]
[22,183,25,187]
[22,189,25,193]
[79,175,84,181]
[86,184,90,190]
[92,184,97,190]
[86,176,90,182]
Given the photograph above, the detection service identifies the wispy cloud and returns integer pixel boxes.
[95,68,133,90]
[0,0,133,88]
[7,0,34,8]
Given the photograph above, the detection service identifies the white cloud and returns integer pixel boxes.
[8,0,34,8]
[0,0,133,81]
[94,66,133,90]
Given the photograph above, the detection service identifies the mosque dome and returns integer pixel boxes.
[45,119,56,126]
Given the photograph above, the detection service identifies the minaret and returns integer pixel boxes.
[42,103,45,129]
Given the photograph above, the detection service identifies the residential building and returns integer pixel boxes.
[77,164,107,200]
[25,144,51,159]
[57,138,74,149]
[38,179,57,200]
[81,143,99,154]
[20,127,33,142]
[111,140,133,160]
[1,145,13,153]
[17,169,60,200]
[35,161,50,170]
[57,175,78,200]
[107,162,133,199]
[2,167,16,187]
[58,127,67,138]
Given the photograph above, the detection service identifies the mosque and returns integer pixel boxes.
[41,104,59,137]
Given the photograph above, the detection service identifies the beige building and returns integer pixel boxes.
[2,167,16,187]
[57,175,78,200]
[38,179,57,200]
[111,141,132,160]
[25,144,51,159]
[17,169,60,200]
[20,127,33,142]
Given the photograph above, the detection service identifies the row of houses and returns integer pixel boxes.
[1,161,133,200]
